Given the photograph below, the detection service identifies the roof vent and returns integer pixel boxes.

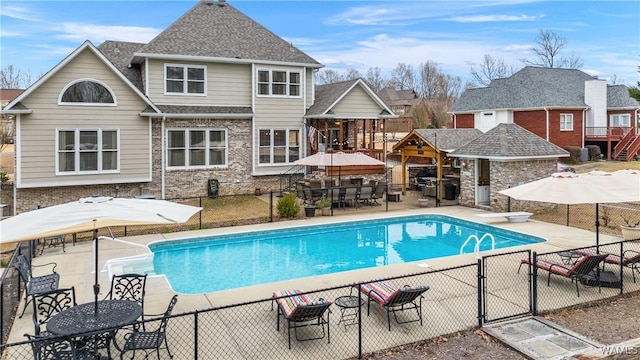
[218,0,226,6]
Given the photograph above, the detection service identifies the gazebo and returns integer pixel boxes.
[391,129,483,202]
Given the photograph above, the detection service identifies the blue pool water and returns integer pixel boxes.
[149,214,545,294]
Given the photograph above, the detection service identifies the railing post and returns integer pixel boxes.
[199,197,203,229]
[531,251,538,316]
[477,258,483,327]
[269,191,274,222]
[357,283,362,359]
[194,311,198,359]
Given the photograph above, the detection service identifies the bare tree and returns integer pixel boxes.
[470,54,515,87]
[344,68,362,81]
[364,67,385,92]
[389,63,416,91]
[314,69,344,85]
[521,29,582,69]
[1,65,33,89]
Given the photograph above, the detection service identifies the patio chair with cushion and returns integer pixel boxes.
[519,253,608,297]
[272,289,332,349]
[572,248,640,282]
[15,254,60,318]
[358,281,430,331]
[119,294,179,360]
[31,287,77,336]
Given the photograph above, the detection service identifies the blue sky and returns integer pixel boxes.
[1,0,638,87]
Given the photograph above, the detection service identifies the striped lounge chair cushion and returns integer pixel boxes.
[520,258,572,277]
[360,281,403,305]
[273,289,310,318]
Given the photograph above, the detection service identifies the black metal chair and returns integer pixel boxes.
[105,273,147,319]
[25,332,106,360]
[15,254,60,318]
[31,287,77,336]
[40,235,66,255]
[119,294,179,360]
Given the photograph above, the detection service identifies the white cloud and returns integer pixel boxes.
[0,5,42,22]
[55,23,160,44]
[445,14,541,22]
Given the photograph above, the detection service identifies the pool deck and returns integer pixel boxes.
[7,201,625,359]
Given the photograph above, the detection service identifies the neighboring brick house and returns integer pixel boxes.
[450,66,640,160]
[1,0,394,214]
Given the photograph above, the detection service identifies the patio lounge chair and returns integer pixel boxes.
[272,289,332,349]
[519,253,608,297]
[358,281,430,331]
[572,248,640,282]
[15,254,60,318]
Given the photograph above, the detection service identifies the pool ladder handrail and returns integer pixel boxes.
[460,233,495,257]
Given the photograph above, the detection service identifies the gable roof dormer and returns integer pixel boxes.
[130,0,322,68]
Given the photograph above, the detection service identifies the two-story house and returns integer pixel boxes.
[450,66,640,160]
[1,0,394,213]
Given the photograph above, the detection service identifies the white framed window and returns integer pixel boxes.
[167,129,227,168]
[258,129,300,165]
[611,114,631,127]
[256,69,301,97]
[58,79,116,106]
[165,64,206,95]
[560,113,573,131]
[56,129,119,174]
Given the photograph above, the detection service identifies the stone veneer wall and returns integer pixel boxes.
[458,158,557,212]
[489,159,557,212]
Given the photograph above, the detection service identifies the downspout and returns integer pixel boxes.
[582,109,586,148]
[452,113,457,128]
[161,116,166,199]
[544,107,550,141]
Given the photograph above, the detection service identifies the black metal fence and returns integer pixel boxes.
[4,238,640,359]
[1,242,35,345]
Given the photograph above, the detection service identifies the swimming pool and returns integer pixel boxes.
[147,214,545,294]
[149,215,546,294]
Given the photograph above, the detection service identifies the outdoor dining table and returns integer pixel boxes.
[46,299,142,336]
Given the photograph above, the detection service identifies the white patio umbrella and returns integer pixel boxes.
[0,196,202,313]
[499,171,640,250]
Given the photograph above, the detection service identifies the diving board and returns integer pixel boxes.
[476,211,533,223]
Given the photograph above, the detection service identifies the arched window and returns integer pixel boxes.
[59,79,116,105]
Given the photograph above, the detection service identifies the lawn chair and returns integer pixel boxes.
[370,183,386,206]
[25,333,79,360]
[272,289,332,349]
[105,273,147,316]
[358,281,430,331]
[119,294,179,360]
[519,253,608,297]
[573,248,640,282]
[15,254,60,318]
[31,287,77,336]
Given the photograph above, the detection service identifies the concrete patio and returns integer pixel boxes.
[4,197,633,359]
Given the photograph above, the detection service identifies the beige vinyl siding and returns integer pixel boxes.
[146,59,252,106]
[18,49,151,187]
[305,68,314,108]
[253,96,305,175]
[332,86,383,117]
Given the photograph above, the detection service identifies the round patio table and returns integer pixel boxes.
[46,299,142,336]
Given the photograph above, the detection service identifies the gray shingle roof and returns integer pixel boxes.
[451,66,631,112]
[306,79,360,116]
[134,1,321,66]
[449,123,568,159]
[413,128,483,151]
[608,85,640,108]
[97,41,145,91]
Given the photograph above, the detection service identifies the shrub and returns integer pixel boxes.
[563,146,582,163]
[586,145,602,161]
[277,192,301,218]
[0,171,8,183]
